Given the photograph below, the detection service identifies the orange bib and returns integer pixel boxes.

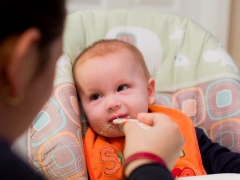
[84,104,206,180]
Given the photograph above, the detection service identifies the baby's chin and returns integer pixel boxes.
[94,123,125,137]
[97,129,125,138]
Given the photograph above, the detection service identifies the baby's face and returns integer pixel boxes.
[74,49,154,137]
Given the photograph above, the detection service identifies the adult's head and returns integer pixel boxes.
[0,0,66,143]
[73,39,155,137]
[0,0,66,71]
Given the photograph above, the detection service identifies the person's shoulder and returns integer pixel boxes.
[0,138,44,180]
[194,127,205,136]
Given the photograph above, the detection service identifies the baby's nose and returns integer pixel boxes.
[106,99,121,111]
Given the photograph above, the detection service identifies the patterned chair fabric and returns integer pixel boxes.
[27,9,240,179]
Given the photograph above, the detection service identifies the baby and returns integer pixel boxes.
[73,39,240,180]
[74,39,155,137]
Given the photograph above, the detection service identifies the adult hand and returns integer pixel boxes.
[123,112,185,176]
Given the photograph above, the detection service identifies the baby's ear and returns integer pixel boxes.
[147,78,155,104]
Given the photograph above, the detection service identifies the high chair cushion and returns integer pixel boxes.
[27,9,240,179]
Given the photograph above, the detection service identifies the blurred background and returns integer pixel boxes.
[66,0,240,68]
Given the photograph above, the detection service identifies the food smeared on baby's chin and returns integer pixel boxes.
[99,116,132,136]
[100,124,111,136]
[99,123,124,136]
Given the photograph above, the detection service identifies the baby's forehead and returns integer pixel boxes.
[74,43,149,78]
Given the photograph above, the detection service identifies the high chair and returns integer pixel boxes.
[15,9,240,179]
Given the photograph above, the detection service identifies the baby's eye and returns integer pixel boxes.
[90,94,102,100]
[117,85,129,92]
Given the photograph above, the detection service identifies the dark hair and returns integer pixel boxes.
[0,0,66,71]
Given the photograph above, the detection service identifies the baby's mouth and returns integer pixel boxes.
[109,115,130,125]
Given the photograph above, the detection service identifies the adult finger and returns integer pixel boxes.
[137,112,172,126]
[123,121,142,135]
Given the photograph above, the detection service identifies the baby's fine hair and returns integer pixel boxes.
[73,39,150,79]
